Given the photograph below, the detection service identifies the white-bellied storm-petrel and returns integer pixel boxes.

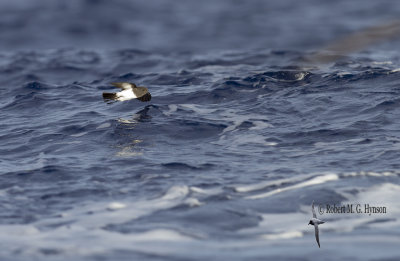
[103,82,151,102]
[308,201,325,248]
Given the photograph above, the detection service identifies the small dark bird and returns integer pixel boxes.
[308,201,325,248]
[103,82,151,102]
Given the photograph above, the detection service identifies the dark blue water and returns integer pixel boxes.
[1,1,400,260]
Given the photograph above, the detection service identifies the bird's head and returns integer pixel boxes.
[308,220,313,225]
[136,86,148,93]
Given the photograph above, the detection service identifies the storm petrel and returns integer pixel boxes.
[103,82,151,102]
[308,201,325,248]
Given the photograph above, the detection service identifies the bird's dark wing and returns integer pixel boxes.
[314,225,320,248]
[137,92,151,102]
[103,92,118,100]
[111,82,134,90]
[312,201,317,218]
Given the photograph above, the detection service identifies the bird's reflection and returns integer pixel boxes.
[132,105,153,122]
[114,105,153,157]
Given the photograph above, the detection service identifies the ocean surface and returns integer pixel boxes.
[1,0,400,260]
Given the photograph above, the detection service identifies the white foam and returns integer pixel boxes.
[96,122,111,129]
[241,183,400,243]
[260,230,303,240]
[107,202,126,211]
[246,174,339,199]
[336,71,352,77]
[126,229,193,242]
[372,61,393,65]
[0,225,193,258]
[0,182,398,258]
[240,212,306,237]
[70,132,87,137]
[342,171,399,178]
[294,72,307,81]
[349,183,400,219]
[235,174,314,193]
[37,185,190,229]
[190,186,223,195]
[0,225,40,236]
[249,121,273,130]
[317,183,400,232]
[314,138,364,149]
[0,185,192,256]
[164,104,178,116]
[117,118,137,124]
[54,141,82,145]
[184,197,203,207]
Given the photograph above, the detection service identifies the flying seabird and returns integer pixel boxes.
[308,201,325,248]
[103,82,151,102]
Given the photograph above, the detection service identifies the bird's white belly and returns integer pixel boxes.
[116,90,136,101]
[312,218,324,224]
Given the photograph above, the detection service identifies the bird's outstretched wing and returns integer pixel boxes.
[312,201,317,218]
[314,224,320,248]
[111,82,135,90]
